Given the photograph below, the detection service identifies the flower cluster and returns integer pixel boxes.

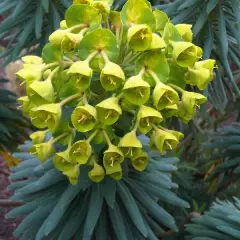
[16,0,215,184]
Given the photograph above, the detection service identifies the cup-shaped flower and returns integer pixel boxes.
[22,56,43,65]
[96,97,122,125]
[49,29,69,46]
[194,59,216,74]
[166,130,184,141]
[185,67,211,90]
[171,41,197,67]
[53,148,77,172]
[182,91,207,115]
[91,1,110,15]
[18,96,34,114]
[71,105,97,132]
[127,24,152,51]
[63,164,80,185]
[103,145,124,169]
[150,128,178,155]
[16,66,43,84]
[131,151,149,172]
[62,33,83,53]
[161,104,178,118]
[177,101,194,124]
[26,78,54,105]
[138,105,163,134]
[30,104,62,132]
[68,61,93,91]
[105,162,122,180]
[123,76,150,105]
[149,33,166,50]
[69,140,92,164]
[153,82,179,110]
[118,131,142,158]
[88,162,105,182]
[29,142,55,163]
[100,61,125,91]
[175,24,193,42]
[30,130,47,144]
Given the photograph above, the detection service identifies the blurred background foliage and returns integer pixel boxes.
[0,0,239,239]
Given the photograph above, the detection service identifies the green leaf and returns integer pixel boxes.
[42,43,62,63]
[206,0,218,14]
[100,177,116,208]
[120,0,156,30]
[35,5,44,39]
[117,181,148,237]
[41,0,49,12]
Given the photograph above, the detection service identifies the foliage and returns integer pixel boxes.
[8,138,189,239]
[186,198,240,240]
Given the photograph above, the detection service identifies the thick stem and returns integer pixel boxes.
[103,130,112,147]
[47,67,60,81]
[115,92,123,101]
[51,133,69,144]
[42,62,59,71]
[138,67,146,78]
[59,93,82,107]
[83,94,88,105]
[86,51,99,63]
[87,130,99,143]
[168,83,185,93]
[68,24,88,32]
[147,69,161,83]
[101,50,109,64]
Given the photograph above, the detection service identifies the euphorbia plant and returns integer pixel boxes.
[16,0,215,184]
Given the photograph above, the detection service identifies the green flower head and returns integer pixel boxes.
[138,105,163,134]
[69,140,92,164]
[71,105,97,132]
[26,78,55,105]
[88,162,105,182]
[68,60,93,91]
[131,151,149,172]
[150,128,179,155]
[103,145,124,169]
[105,162,122,180]
[123,75,150,105]
[62,33,83,53]
[63,164,80,185]
[175,24,193,42]
[171,41,198,67]
[30,104,62,132]
[30,130,47,145]
[91,1,110,15]
[29,142,55,163]
[161,104,178,118]
[100,61,125,91]
[96,97,122,125]
[118,131,142,158]
[127,24,152,51]
[153,82,179,110]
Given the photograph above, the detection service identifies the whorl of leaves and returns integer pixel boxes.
[7,136,189,239]
[186,198,240,240]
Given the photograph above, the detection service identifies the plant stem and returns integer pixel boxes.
[115,92,123,101]
[51,133,69,144]
[47,66,60,81]
[147,69,160,83]
[138,67,145,77]
[101,50,109,64]
[86,51,99,63]
[83,94,88,105]
[168,83,185,93]
[87,130,99,143]
[116,27,121,45]
[103,130,112,147]
[69,24,88,32]
[42,62,59,71]
[59,93,82,107]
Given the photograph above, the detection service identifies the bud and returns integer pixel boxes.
[43,69,51,80]
[29,142,55,163]
[161,104,178,118]
[138,105,163,134]
[62,33,83,53]
[105,162,122,180]
[110,10,121,29]
[53,148,76,172]
[60,20,67,30]
[49,29,68,46]
[16,66,42,84]
[30,131,47,144]
[30,104,62,132]
[177,101,194,124]
[18,96,33,115]
[22,56,43,65]
[63,164,80,185]
[91,1,110,15]
[69,140,92,164]
[150,128,178,155]
[131,151,149,172]
[171,41,198,67]
[88,162,105,182]
[100,61,125,91]
[149,33,166,50]
[175,24,193,42]
[153,82,179,110]
[185,67,211,90]
[123,76,150,105]
[26,79,55,105]
[118,131,142,157]
[127,24,152,51]
[103,145,124,169]
[96,97,122,125]
[68,61,93,91]
[194,59,215,74]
